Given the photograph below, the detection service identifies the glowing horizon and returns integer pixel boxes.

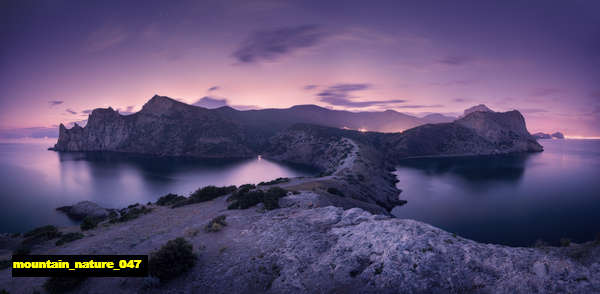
[1,1,599,137]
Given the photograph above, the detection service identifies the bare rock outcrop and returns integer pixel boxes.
[56,201,109,220]
[52,95,254,158]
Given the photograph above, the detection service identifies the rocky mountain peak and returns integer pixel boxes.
[463,104,493,117]
[139,94,200,117]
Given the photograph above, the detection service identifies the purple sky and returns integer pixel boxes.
[1,0,599,137]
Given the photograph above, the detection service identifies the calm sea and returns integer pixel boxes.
[392,139,600,246]
[0,141,315,233]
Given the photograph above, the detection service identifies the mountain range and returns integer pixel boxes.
[52,95,542,160]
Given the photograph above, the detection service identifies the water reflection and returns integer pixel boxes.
[397,153,536,184]
[392,140,600,247]
[0,143,315,233]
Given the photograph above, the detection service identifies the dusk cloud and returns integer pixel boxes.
[208,86,220,92]
[81,109,93,114]
[233,25,327,63]
[530,88,562,97]
[116,106,135,115]
[303,85,318,91]
[86,24,128,52]
[317,83,406,108]
[66,109,77,115]
[395,104,443,109]
[438,55,473,66]
[192,96,259,110]
[193,96,228,109]
[48,100,63,106]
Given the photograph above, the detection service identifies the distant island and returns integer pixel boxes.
[533,131,565,140]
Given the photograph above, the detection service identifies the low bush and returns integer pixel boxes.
[204,215,227,232]
[227,184,256,203]
[149,238,196,282]
[171,185,237,208]
[327,187,345,197]
[262,187,288,210]
[110,205,152,223]
[21,225,62,247]
[55,232,84,246]
[190,185,236,203]
[560,238,571,247]
[23,225,60,238]
[43,277,86,294]
[258,177,290,186]
[156,193,186,206]
[80,216,102,231]
[228,186,288,210]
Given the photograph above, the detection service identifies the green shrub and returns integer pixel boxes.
[227,184,256,203]
[22,225,62,247]
[327,187,344,197]
[156,193,186,206]
[110,205,152,223]
[258,177,290,186]
[43,277,86,294]
[55,232,84,246]
[149,238,196,282]
[171,185,237,208]
[228,186,288,210]
[80,216,102,231]
[23,225,59,238]
[204,215,227,232]
[560,238,571,247]
[262,187,288,210]
[189,185,236,203]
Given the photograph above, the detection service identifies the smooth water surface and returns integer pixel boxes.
[0,141,315,233]
[392,139,600,247]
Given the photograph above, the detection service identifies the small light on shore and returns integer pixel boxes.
[358,128,367,133]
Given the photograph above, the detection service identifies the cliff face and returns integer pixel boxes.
[53,95,254,158]
[54,96,541,160]
[382,109,543,159]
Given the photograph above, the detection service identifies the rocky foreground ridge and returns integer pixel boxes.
[1,196,599,293]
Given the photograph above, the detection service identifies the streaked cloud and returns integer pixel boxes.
[530,88,562,97]
[193,97,228,109]
[317,83,406,108]
[395,104,444,109]
[48,100,64,107]
[438,55,473,66]
[233,25,328,63]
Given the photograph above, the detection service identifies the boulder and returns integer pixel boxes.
[56,201,109,220]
